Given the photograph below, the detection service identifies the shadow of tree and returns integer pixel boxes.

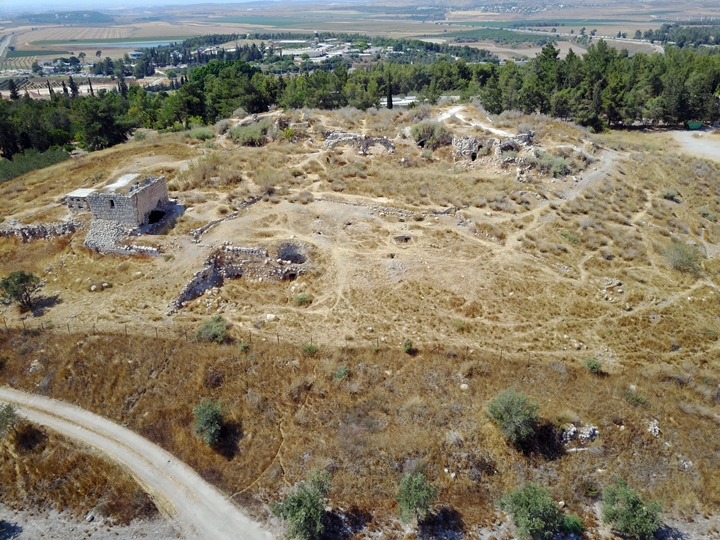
[319,506,372,540]
[517,420,565,461]
[418,506,465,539]
[14,423,48,453]
[0,521,22,540]
[656,524,689,539]
[30,294,62,317]
[214,420,243,461]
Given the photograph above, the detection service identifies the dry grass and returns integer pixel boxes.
[0,328,718,534]
[0,420,157,524]
[1,104,720,534]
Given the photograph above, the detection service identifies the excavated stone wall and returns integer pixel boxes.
[323,131,395,155]
[0,222,77,242]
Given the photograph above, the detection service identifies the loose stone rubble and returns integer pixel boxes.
[562,424,599,445]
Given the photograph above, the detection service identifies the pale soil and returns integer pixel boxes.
[0,387,274,540]
[0,506,180,540]
[668,129,720,163]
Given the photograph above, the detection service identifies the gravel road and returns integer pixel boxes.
[0,386,274,540]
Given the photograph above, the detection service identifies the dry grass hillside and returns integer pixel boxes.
[1,104,719,537]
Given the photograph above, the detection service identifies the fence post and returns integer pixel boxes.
[125,323,127,337]
[67,322,70,334]
[22,320,26,331]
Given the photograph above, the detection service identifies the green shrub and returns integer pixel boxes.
[191,127,215,140]
[229,120,271,146]
[0,270,42,309]
[396,472,437,524]
[529,150,569,177]
[563,514,584,535]
[0,403,19,440]
[192,398,224,446]
[204,139,216,149]
[271,469,331,540]
[303,343,318,356]
[661,189,679,202]
[334,365,350,380]
[487,388,539,445]
[0,148,70,184]
[499,483,563,540]
[294,293,311,306]
[133,131,147,141]
[602,479,662,540]
[238,341,250,352]
[403,338,416,355]
[410,121,452,150]
[584,357,602,374]
[663,241,703,276]
[194,315,228,344]
[624,390,647,407]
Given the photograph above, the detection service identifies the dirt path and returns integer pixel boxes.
[670,128,720,162]
[0,387,274,540]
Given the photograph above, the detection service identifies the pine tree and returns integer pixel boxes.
[387,70,393,110]
[67,75,79,98]
[87,78,94,96]
[8,78,19,100]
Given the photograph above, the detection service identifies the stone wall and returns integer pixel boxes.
[88,192,138,226]
[134,177,169,225]
[87,176,169,227]
[67,196,90,212]
[0,222,77,242]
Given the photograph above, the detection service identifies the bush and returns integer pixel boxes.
[303,343,318,356]
[133,131,147,141]
[214,119,230,135]
[0,148,70,184]
[0,270,42,309]
[403,338,417,355]
[396,472,437,524]
[238,341,250,352]
[410,121,452,150]
[194,315,228,344]
[602,479,662,540]
[190,127,215,140]
[334,365,350,380]
[270,469,331,540]
[499,483,563,540]
[562,513,584,535]
[663,241,703,276]
[487,389,539,445]
[192,398,224,446]
[527,150,569,177]
[293,293,311,306]
[229,120,271,146]
[0,403,19,440]
[584,357,602,374]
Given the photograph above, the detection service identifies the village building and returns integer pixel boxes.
[66,174,170,227]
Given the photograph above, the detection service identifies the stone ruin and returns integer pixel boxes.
[0,221,77,242]
[452,131,535,161]
[65,174,182,253]
[323,131,395,155]
[169,241,311,313]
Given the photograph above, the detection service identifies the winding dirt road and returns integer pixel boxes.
[0,386,274,540]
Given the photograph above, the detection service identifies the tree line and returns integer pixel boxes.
[1,40,719,168]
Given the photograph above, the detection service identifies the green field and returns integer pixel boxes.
[213,16,323,27]
[6,50,70,57]
[31,37,188,45]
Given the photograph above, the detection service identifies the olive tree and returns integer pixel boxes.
[0,270,41,309]
[271,469,331,539]
[396,472,437,524]
[192,398,224,446]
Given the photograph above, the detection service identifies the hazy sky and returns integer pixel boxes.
[0,0,273,15]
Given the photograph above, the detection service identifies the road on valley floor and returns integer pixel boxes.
[0,386,274,540]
